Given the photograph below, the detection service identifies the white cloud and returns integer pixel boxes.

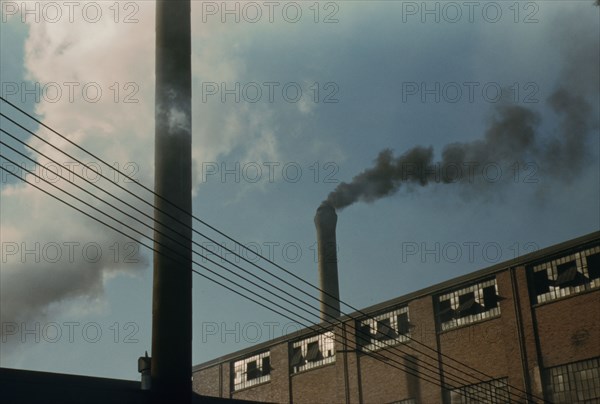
[1,1,290,331]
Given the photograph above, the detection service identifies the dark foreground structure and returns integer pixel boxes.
[0,367,255,404]
[192,231,600,403]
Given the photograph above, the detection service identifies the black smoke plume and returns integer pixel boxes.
[326,3,599,210]
[325,87,594,210]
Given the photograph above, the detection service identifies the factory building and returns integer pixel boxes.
[192,231,600,403]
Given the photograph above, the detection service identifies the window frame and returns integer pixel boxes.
[290,331,336,374]
[437,278,501,332]
[358,306,411,352]
[232,351,271,391]
[531,246,600,305]
[544,357,600,403]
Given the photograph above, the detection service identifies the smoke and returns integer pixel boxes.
[0,6,156,334]
[325,87,594,210]
[325,6,599,210]
[0,229,150,328]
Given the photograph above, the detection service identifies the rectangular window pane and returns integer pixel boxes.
[533,269,551,295]
[375,318,398,341]
[483,285,499,309]
[306,341,322,362]
[290,347,304,368]
[398,312,410,335]
[246,361,259,380]
[587,253,600,280]
[261,356,270,376]
[555,261,585,287]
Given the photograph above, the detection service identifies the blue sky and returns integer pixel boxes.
[1,1,598,381]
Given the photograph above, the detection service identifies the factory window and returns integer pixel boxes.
[531,246,600,304]
[290,331,335,374]
[544,357,600,403]
[450,377,510,403]
[437,278,501,331]
[232,351,271,391]
[358,307,410,352]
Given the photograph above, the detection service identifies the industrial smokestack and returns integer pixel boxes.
[315,202,341,322]
[151,0,192,401]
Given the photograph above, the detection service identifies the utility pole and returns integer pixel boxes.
[152,0,192,402]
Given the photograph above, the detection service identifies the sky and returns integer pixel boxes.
[0,0,599,381]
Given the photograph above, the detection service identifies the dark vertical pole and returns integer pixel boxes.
[404,354,422,403]
[510,267,535,403]
[152,0,192,401]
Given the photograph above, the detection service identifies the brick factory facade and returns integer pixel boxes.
[192,232,600,403]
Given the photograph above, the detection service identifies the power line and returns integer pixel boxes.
[0,133,324,322]
[0,161,486,401]
[0,129,518,401]
[0,126,524,402]
[0,99,544,402]
[0,104,542,403]
[0,143,507,402]
[0,138,536,404]
[0,98,538,395]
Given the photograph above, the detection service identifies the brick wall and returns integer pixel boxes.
[192,364,221,398]
[291,361,337,403]
[535,289,600,368]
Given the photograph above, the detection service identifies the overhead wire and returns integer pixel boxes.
[0,127,520,402]
[0,158,480,400]
[0,98,544,402]
[0,104,540,402]
[0,97,541,401]
[0,140,511,402]
[0,140,505,402]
